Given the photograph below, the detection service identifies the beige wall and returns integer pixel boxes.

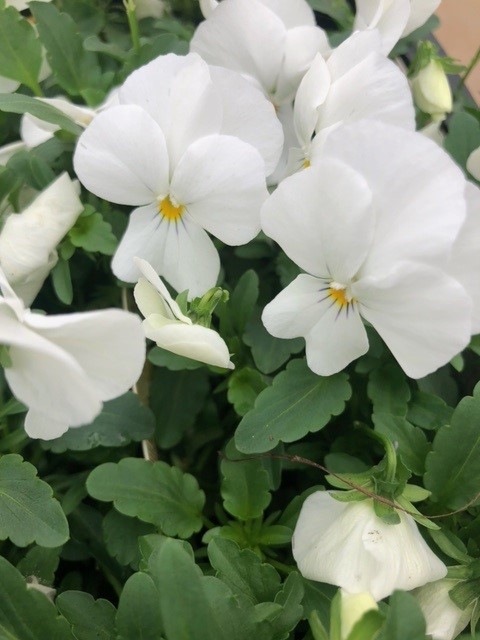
[435,0,480,104]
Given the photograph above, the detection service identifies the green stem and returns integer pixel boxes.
[358,426,397,484]
[268,559,295,576]
[124,0,141,54]
[454,44,480,100]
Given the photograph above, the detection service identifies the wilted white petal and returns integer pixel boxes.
[292,492,446,601]
[413,579,473,640]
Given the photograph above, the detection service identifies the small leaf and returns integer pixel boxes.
[407,390,453,431]
[17,546,61,586]
[43,392,155,453]
[373,413,430,475]
[0,93,82,136]
[86,458,205,538]
[56,591,116,640]
[368,362,411,416]
[230,270,259,335]
[235,359,351,453]
[381,591,427,640]
[244,317,303,374]
[227,367,267,416]
[69,210,117,255]
[51,258,73,305]
[116,573,163,640]
[0,454,69,547]
[103,510,155,569]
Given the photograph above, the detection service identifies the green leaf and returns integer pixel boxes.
[230,270,259,335]
[380,591,427,640]
[449,579,480,610]
[407,390,453,431]
[425,390,480,508]
[69,210,117,255]
[103,509,155,569]
[244,316,304,374]
[0,93,82,136]
[30,2,106,98]
[0,0,42,94]
[0,454,69,547]
[17,546,61,586]
[268,572,304,640]
[368,363,411,416]
[373,413,430,475]
[308,611,329,640]
[445,112,480,172]
[307,0,353,27]
[347,610,385,640]
[56,592,116,640]
[86,457,205,538]
[51,258,73,305]
[148,347,205,370]
[116,573,163,640]
[150,367,210,448]
[235,359,351,453]
[221,440,272,520]
[429,528,471,564]
[227,367,267,416]
[208,538,281,604]
[0,557,73,640]
[43,392,155,453]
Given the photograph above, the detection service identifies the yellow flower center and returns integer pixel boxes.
[328,283,353,308]
[303,159,311,169]
[158,197,184,221]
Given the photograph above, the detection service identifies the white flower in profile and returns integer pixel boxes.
[287,30,415,174]
[467,146,480,182]
[134,258,234,369]
[0,173,83,305]
[292,492,447,601]
[413,579,473,640]
[261,121,472,378]
[190,0,330,106]
[21,91,119,149]
[0,271,146,440]
[74,53,282,298]
[354,0,441,54]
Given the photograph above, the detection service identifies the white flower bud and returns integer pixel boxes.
[340,590,378,639]
[411,60,453,121]
[413,579,473,640]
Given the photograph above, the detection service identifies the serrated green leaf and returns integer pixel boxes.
[0,454,69,547]
[243,317,304,374]
[368,363,411,416]
[0,557,73,640]
[227,367,267,416]
[373,413,430,475]
[56,591,116,640]
[0,93,82,136]
[43,392,155,453]
[116,573,163,640]
[103,510,155,569]
[0,1,42,94]
[221,440,271,520]
[407,390,453,430]
[235,359,351,453]
[86,458,205,538]
[69,211,117,255]
[425,391,480,509]
[17,546,61,586]
[208,538,281,604]
[269,572,304,640]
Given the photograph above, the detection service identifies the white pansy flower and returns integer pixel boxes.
[261,121,472,378]
[292,492,447,601]
[190,0,330,106]
[340,590,378,638]
[413,579,473,640]
[450,182,480,335]
[0,173,83,306]
[411,59,452,121]
[467,146,480,182]
[354,0,441,54]
[74,53,282,298]
[0,272,146,440]
[21,92,119,149]
[135,0,165,19]
[287,30,415,174]
[134,258,234,369]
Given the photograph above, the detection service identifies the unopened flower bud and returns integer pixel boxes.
[411,60,453,121]
[340,590,378,639]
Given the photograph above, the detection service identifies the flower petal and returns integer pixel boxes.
[261,160,374,280]
[171,134,267,246]
[293,53,331,148]
[26,308,146,402]
[322,120,467,274]
[209,65,284,175]
[258,0,316,27]
[134,257,191,323]
[24,411,71,440]
[354,0,410,54]
[404,0,441,35]
[354,261,472,379]
[73,105,169,206]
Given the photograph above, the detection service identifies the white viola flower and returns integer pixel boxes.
[467,146,480,182]
[287,30,415,174]
[135,0,165,19]
[450,182,480,335]
[21,91,119,149]
[413,579,473,640]
[134,258,234,369]
[292,492,447,601]
[0,173,83,305]
[74,53,282,298]
[340,590,378,638]
[0,272,146,440]
[354,0,441,55]
[261,120,472,379]
[190,0,330,106]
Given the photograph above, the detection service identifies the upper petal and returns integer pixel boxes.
[258,0,316,27]
[404,0,441,36]
[293,53,331,148]
[354,0,410,54]
[73,105,170,206]
[171,134,267,246]
[354,261,472,379]
[134,257,191,323]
